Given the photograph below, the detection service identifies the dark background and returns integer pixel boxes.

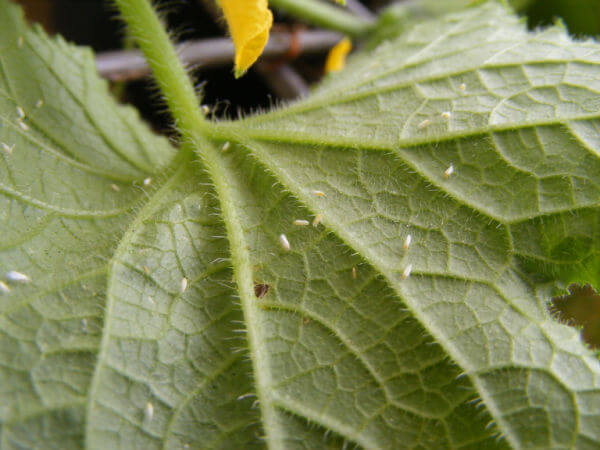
[13,0,600,349]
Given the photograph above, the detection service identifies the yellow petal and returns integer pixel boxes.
[324,37,352,73]
[219,0,273,78]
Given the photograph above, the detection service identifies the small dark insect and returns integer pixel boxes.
[254,283,270,298]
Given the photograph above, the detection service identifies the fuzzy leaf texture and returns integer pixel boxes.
[1,2,600,450]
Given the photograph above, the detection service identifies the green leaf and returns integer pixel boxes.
[0,2,173,447]
[2,1,600,449]
[85,161,265,448]
[185,146,505,448]
[212,3,600,448]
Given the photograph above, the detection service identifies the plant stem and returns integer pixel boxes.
[269,0,375,36]
[112,2,286,444]
[113,0,209,143]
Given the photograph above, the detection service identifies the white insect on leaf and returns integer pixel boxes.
[444,164,454,178]
[180,277,188,293]
[403,234,412,251]
[418,119,431,130]
[16,106,25,119]
[293,219,309,226]
[441,111,451,119]
[1,143,14,154]
[402,264,413,280]
[6,270,30,283]
[110,184,120,192]
[201,104,210,114]
[459,83,466,91]
[312,214,323,227]
[17,119,28,131]
[144,402,154,422]
[279,234,290,251]
[222,141,231,152]
[143,177,152,186]
[35,99,43,108]
[311,190,326,197]
[17,36,23,48]
[0,281,10,294]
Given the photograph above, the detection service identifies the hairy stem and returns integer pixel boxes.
[269,0,375,36]
[113,0,285,444]
[113,0,210,144]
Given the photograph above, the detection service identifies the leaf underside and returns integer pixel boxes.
[0,1,599,449]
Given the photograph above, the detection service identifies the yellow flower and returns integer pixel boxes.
[219,0,274,78]
[324,37,352,73]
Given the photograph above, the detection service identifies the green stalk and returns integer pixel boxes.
[269,0,375,36]
[113,0,210,145]
[112,1,288,445]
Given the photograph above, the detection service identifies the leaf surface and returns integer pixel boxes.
[85,161,263,448]
[196,146,505,448]
[1,1,600,449]
[0,2,173,447]
[213,3,600,448]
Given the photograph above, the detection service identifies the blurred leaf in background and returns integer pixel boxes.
[521,0,600,36]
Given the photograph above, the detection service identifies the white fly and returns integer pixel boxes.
[1,143,14,154]
[144,402,154,422]
[279,234,290,251]
[6,271,30,283]
[444,165,454,179]
[403,234,412,251]
[17,119,28,131]
[418,119,431,130]
[180,277,188,293]
[312,214,323,227]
